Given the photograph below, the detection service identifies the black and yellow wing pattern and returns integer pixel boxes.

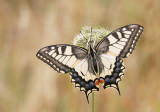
[36,24,144,103]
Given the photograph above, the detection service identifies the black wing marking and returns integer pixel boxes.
[36,44,99,103]
[96,24,144,58]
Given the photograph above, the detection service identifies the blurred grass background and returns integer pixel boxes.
[0,0,160,112]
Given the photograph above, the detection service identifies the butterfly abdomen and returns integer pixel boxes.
[88,45,103,75]
[93,59,98,73]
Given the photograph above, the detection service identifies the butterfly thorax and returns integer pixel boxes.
[88,45,102,76]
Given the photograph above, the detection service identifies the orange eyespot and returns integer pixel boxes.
[95,80,99,86]
[99,79,104,84]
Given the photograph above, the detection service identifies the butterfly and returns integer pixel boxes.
[36,24,144,103]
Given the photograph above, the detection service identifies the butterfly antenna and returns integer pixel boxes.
[90,27,96,47]
[91,27,93,37]
[90,27,93,45]
[80,31,87,40]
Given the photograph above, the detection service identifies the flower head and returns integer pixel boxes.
[73,26,111,49]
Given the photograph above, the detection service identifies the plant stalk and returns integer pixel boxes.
[92,92,94,112]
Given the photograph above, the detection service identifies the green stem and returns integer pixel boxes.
[92,92,94,112]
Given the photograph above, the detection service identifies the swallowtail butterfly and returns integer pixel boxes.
[36,24,144,103]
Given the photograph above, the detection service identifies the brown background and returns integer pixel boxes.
[0,0,160,112]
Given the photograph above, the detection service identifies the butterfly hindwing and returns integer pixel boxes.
[96,24,144,58]
[70,68,99,103]
[101,56,125,94]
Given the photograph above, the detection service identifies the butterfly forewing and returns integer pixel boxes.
[96,24,144,58]
[36,45,87,73]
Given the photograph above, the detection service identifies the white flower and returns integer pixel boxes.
[73,26,110,49]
